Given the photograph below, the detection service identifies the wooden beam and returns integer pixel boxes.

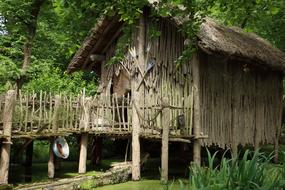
[0,90,16,184]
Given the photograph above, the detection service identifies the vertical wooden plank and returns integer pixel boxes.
[0,90,16,184]
[122,96,126,130]
[19,90,23,131]
[48,95,61,179]
[112,95,115,130]
[69,95,73,129]
[95,95,99,131]
[115,94,122,131]
[48,93,52,130]
[79,97,92,131]
[43,92,46,125]
[31,91,35,131]
[39,91,42,128]
[25,94,29,132]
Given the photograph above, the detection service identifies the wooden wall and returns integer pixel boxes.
[98,14,194,135]
[198,51,283,148]
[139,16,193,133]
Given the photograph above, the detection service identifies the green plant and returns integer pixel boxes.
[178,149,285,190]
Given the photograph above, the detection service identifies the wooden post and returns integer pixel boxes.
[0,90,16,184]
[78,97,91,174]
[131,12,146,181]
[78,133,88,174]
[48,95,61,179]
[161,98,170,184]
[192,54,201,166]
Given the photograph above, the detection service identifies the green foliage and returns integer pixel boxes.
[22,60,98,95]
[0,0,284,94]
[177,149,285,190]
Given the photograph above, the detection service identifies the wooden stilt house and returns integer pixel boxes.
[67,7,285,178]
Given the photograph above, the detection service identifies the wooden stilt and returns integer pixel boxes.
[48,140,55,178]
[192,54,201,166]
[78,133,88,174]
[48,95,61,179]
[161,98,170,184]
[0,90,16,184]
[131,102,141,180]
[131,11,146,181]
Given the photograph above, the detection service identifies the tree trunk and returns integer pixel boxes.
[17,0,46,90]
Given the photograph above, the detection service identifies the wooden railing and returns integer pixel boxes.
[0,90,193,137]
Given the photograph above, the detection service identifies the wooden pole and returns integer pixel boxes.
[192,54,201,166]
[78,133,88,174]
[48,95,61,179]
[131,12,146,181]
[0,90,16,184]
[161,98,170,184]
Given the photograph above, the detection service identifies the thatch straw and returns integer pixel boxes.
[198,18,285,71]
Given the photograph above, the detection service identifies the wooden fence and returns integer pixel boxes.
[0,90,193,138]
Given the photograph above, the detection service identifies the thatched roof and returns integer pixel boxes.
[67,14,285,73]
[198,18,285,71]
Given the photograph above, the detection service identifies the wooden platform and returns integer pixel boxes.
[0,90,194,142]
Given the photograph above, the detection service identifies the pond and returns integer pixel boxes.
[93,180,182,190]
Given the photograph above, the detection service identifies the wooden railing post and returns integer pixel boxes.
[48,95,61,179]
[0,90,16,184]
[161,98,170,184]
[79,97,92,131]
[78,97,91,174]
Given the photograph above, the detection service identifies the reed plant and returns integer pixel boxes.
[178,149,285,190]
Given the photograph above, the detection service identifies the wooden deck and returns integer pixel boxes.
[0,90,194,142]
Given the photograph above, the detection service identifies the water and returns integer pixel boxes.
[93,180,181,190]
